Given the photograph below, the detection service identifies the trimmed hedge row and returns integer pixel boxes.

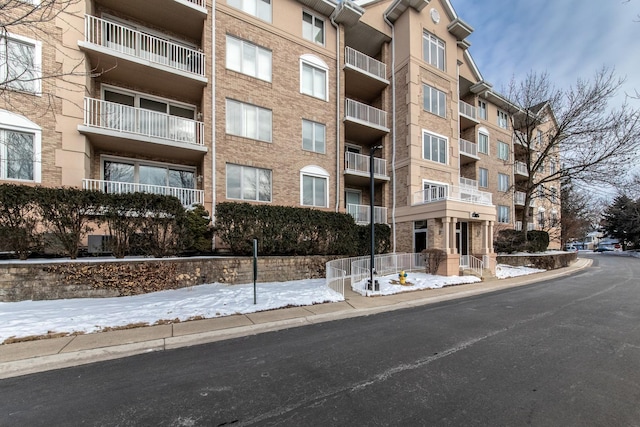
[0,184,212,259]
[494,229,550,254]
[214,202,391,256]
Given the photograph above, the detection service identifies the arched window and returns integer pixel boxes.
[0,109,41,182]
[300,54,328,101]
[300,165,329,207]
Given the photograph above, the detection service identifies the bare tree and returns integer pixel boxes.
[502,67,640,238]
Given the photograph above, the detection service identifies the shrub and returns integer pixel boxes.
[526,230,549,253]
[183,204,213,254]
[421,248,446,275]
[136,193,188,257]
[0,184,41,259]
[494,229,526,254]
[357,223,391,255]
[102,193,143,258]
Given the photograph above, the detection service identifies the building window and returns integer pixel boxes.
[422,31,445,71]
[225,99,272,142]
[226,35,272,82]
[551,187,557,203]
[302,120,325,153]
[423,84,446,118]
[551,211,558,227]
[0,109,41,182]
[550,159,557,175]
[498,141,509,160]
[497,205,510,223]
[478,132,489,155]
[497,109,508,129]
[498,173,509,192]
[536,130,543,146]
[0,32,41,93]
[300,57,328,101]
[300,165,329,207]
[478,100,487,120]
[226,163,272,202]
[227,0,272,22]
[538,211,546,228]
[422,131,447,164]
[103,158,196,190]
[537,185,544,199]
[302,11,324,45]
[479,168,488,188]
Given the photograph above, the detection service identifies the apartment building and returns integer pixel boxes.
[0,0,561,274]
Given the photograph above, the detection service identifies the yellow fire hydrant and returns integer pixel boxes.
[399,270,407,285]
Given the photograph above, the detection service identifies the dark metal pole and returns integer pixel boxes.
[253,238,257,304]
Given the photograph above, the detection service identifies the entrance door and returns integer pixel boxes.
[456,222,469,256]
[414,220,428,253]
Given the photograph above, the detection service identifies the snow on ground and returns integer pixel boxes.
[352,272,481,297]
[495,264,545,279]
[0,264,546,343]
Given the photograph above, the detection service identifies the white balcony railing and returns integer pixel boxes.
[83,98,204,146]
[459,177,478,190]
[185,0,206,7]
[83,15,206,77]
[459,138,478,157]
[345,46,387,81]
[344,152,387,178]
[413,185,493,206]
[345,99,388,130]
[514,191,526,206]
[515,221,536,231]
[83,179,204,207]
[347,204,387,224]
[515,161,528,176]
[459,100,477,120]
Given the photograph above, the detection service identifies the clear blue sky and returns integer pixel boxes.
[452,0,640,106]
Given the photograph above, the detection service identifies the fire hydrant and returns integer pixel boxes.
[399,270,407,285]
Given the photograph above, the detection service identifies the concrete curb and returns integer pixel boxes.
[0,258,592,379]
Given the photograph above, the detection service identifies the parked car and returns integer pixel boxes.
[565,244,578,252]
[594,244,614,252]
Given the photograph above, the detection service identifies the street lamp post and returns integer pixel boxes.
[368,145,383,291]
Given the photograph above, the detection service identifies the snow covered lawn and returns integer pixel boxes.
[352,272,481,297]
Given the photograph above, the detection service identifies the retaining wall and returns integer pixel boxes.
[0,256,336,302]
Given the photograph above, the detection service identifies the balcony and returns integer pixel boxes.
[79,15,207,101]
[83,179,204,207]
[347,204,387,225]
[344,152,389,185]
[413,185,492,206]
[514,161,529,178]
[459,177,478,190]
[515,221,535,231]
[344,99,389,144]
[344,47,388,101]
[93,0,206,40]
[79,97,207,161]
[459,100,478,130]
[459,137,478,163]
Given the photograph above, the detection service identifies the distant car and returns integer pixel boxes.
[565,244,578,252]
[594,245,614,252]
[614,244,622,252]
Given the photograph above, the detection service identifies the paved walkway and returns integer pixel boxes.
[0,258,592,379]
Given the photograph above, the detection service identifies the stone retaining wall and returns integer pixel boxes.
[496,252,578,270]
[0,256,336,302]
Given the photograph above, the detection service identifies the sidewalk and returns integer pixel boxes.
[0,258,592,379]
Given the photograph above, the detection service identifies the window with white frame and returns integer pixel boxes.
[300,165,328,207]
[498,140,509,161]
[478,132,489,155]
[227,0,272,22]
[423,84,446,118]
[536,130,543,146]
[497,109,508,129]
[225,99,272,142]
[302,119,325,153]
[550,159,557,175]
[497,205,510,223]
[302,11,324,45]
[226,163,272,202]
[422,31,445,71]
[478,100,487,120]
[422,131,447,164]
[551,187,557,203]
[226,35,272,82]
[0,109,41,182]
[498,173,509,192]
[537,185,544,199]
[423,180,447,201]
[479,167,488,188]
[300,56,328,100]
[103,158,196,190]
[538,210,545,228]
[0,32,41,93]
[551,211,558,226]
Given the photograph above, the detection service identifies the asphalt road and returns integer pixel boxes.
[2,253,640,426]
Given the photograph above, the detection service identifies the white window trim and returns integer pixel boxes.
[497,205,510,223]
[422,129,448,165]
[497,140,509,161]
[302,119,326,154]
[225,34,272,82]
[225,98,273,142]
[225,163,272,202]
[227,0,272,23]
[497,109,509,129]
[423,83,446,118]
[300,54,329,101]
[0,109,41,183]
[422,30,445,71]
[479,167,488,188]
[302,10,325,46]
[300,165,329,207]
[498,173,509,192]
[478,100,487,120]
[478,128,489,155]
[1,31,42,95]
[101,84,197,115]
[100,155,197,183]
